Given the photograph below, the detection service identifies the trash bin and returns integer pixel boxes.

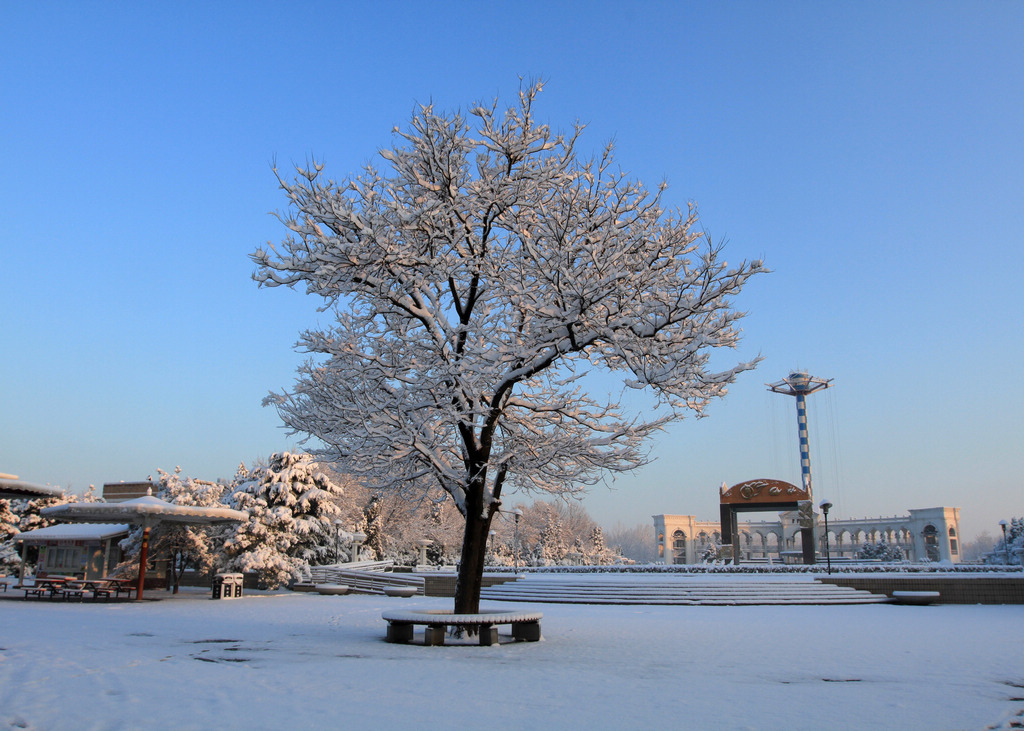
[214,573,245,599]
[212,573,242,600]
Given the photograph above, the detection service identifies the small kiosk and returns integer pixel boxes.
[16,524,129,580]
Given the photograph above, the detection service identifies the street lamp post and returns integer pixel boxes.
[819,500,833,575]
[999,520,1010,564]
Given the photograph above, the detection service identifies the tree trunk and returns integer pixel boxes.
[453,508,493,614]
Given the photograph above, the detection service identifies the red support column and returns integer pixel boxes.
[136,526,150,601]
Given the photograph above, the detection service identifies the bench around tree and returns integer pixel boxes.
[382,609,543,646]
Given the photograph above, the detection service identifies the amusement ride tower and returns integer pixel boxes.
[767,371,832,563]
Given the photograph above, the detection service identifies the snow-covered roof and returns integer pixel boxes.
[16,523,130,543]
[41,495,247,526]
[0,476,64,500]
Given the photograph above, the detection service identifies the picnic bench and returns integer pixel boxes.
[19,577,73,599]
[17,577,136,601]
[64,579,125,601]
[382,609,543,646]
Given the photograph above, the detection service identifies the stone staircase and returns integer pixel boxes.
[306,561,426,595]
[479,575,890,606]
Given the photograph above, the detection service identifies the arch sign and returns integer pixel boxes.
[719,479,815,565]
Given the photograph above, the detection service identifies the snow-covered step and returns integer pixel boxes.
[306,566,425,595]
[479,577,889,605]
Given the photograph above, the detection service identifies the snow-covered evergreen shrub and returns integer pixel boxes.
[987,517,1024,565]
[698,542,721,563]
[856,541,905,562]
[219,452,346,588]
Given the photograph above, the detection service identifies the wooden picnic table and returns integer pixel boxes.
[17,576,136,601]
[21,577,72,599]
[88,577,137,599]
[65,579,119,600]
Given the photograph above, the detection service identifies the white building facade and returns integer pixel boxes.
[654,506,961,564]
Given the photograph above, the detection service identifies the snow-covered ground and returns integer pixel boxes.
[1,584,1022,730]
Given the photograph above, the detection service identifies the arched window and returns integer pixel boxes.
[923,524,939,561]
[672,529,688,563]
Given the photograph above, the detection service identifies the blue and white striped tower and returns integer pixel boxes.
[767,371,832,495]
[767,371,833,564]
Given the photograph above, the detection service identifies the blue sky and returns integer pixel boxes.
[2,2,1021,542]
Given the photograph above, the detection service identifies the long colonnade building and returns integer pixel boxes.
[654,506,961,565]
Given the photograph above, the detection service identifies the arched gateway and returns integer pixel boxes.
[719,479,814,565]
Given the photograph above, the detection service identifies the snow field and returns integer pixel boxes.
[1,589,1022,730]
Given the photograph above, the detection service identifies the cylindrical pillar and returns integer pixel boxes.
[795,391,812,494]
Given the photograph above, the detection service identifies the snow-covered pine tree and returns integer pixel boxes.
[0,499,20,573]
[220,452,346,587]
[585,525,625,565]
[253,83,764,612]
[361,495,387,561]
[535,511,568,566]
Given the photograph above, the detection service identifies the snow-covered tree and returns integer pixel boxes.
[220,452,346,587]
[0,500,18,542]
[16,489,83,533]
[534,510,567,566]
[252,83,764,612]
[605,522,660,564]
[988,518,1023,565]
[856,541,905,562]
[360,495,388,561]
[584,525,623,565]
[0,500,20,574]
[118,468,229,593]
[8,487,98,576]
[421,497,465,566]
[698,541,721,563]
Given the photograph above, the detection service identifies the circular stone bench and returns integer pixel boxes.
[383,586,418,598]
[316,584,350,595]
[892,590,940,605]
[382,609,543,646]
